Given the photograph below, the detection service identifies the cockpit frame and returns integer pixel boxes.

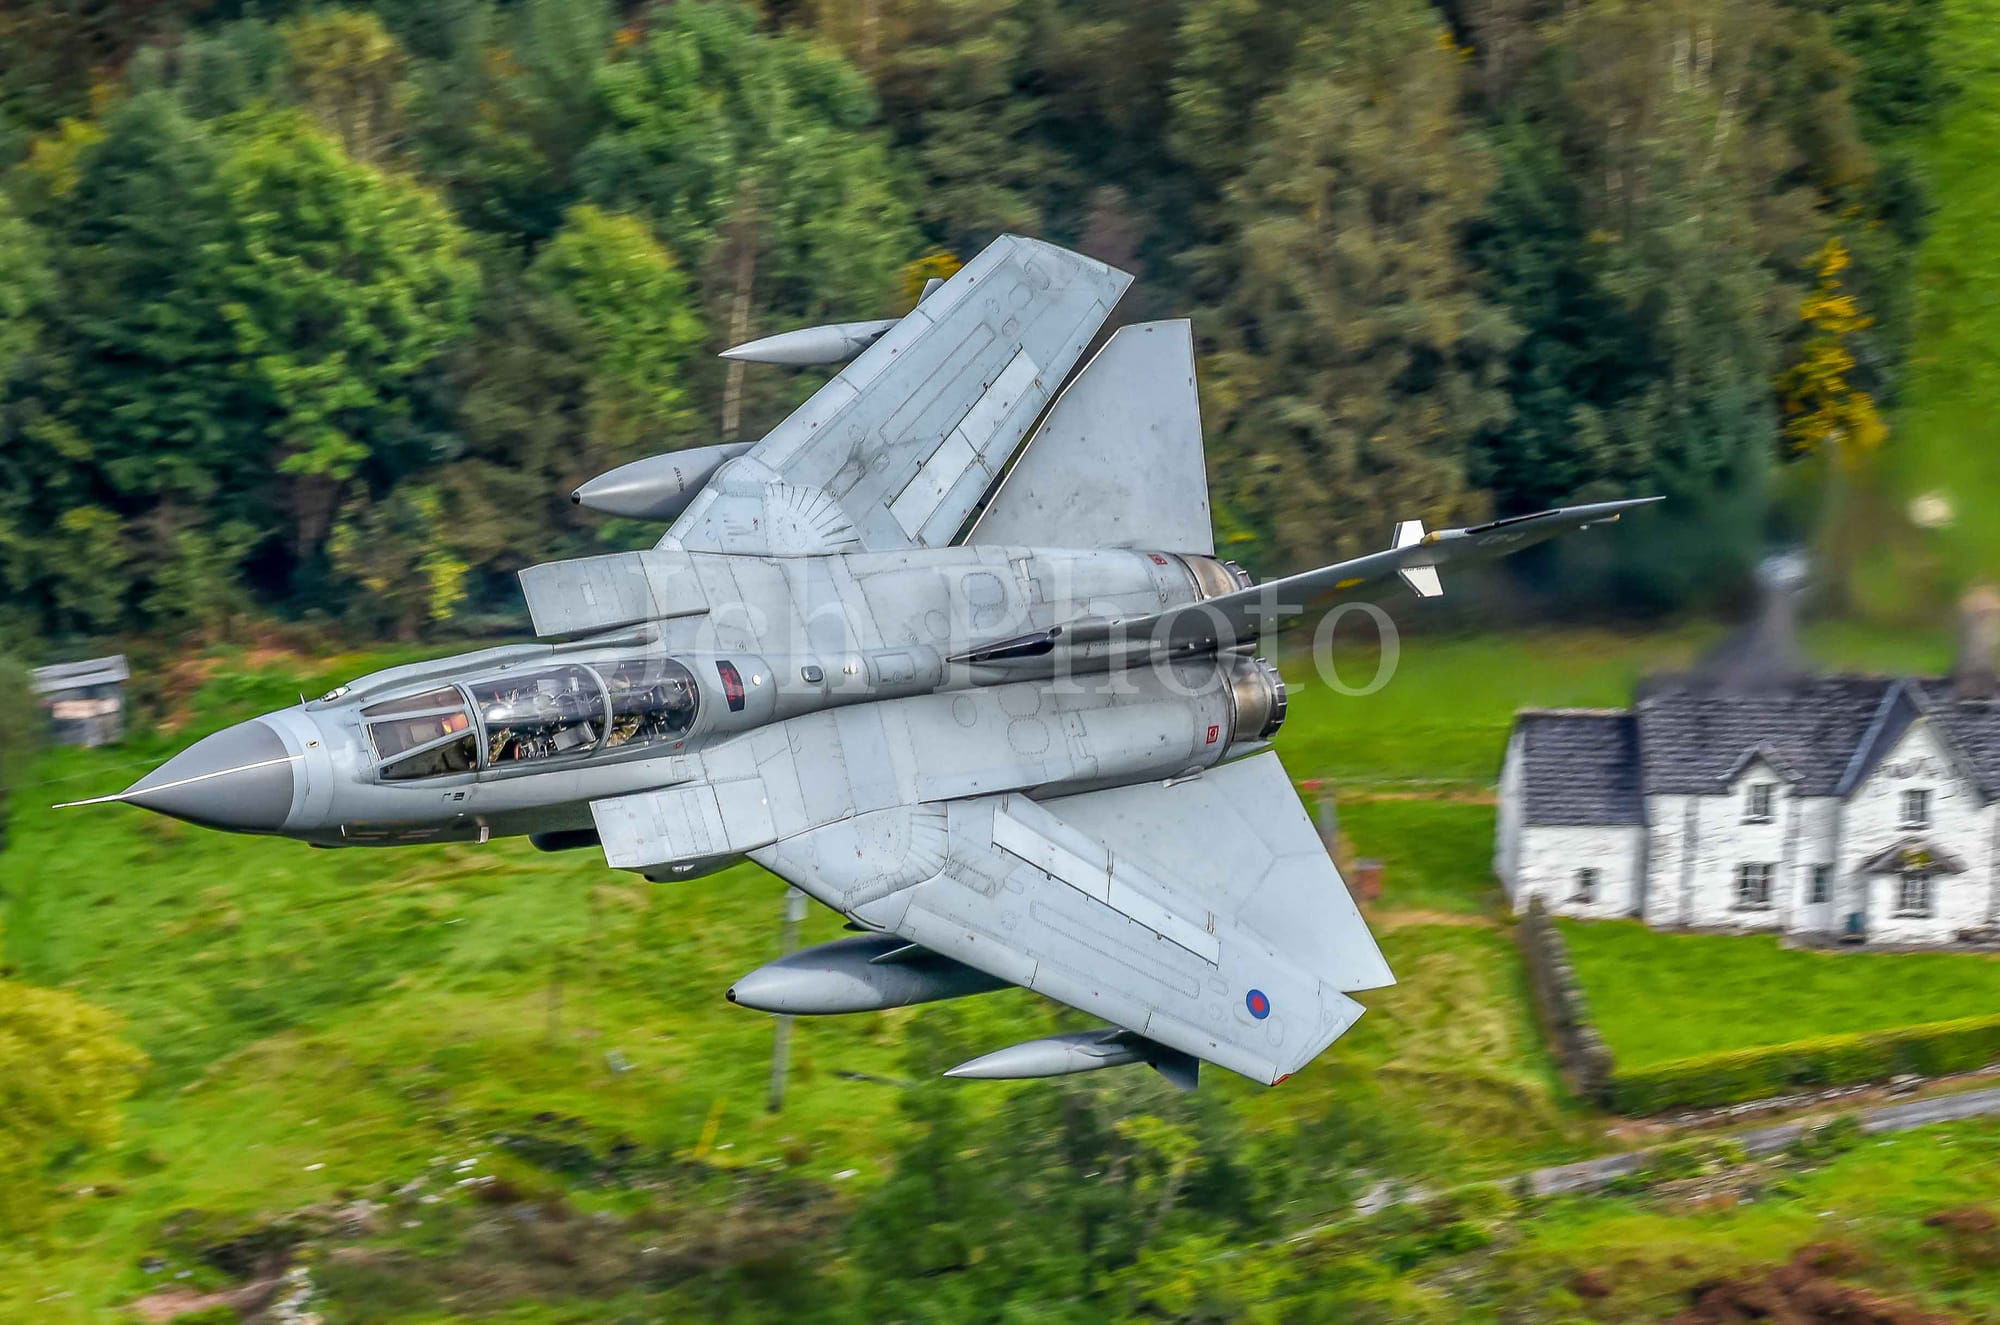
[357,656,702,784]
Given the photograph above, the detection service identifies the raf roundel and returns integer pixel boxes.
[1245,989,1271,1020]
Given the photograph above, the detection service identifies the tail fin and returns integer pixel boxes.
[965,320,1212,553]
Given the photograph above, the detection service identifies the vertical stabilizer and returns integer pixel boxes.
[1392,520,1442,598]
[965,320,1213,553]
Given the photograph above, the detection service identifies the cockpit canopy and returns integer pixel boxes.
[359,659,699,780]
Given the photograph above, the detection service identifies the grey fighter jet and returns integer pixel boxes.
[63,236,1653,1089]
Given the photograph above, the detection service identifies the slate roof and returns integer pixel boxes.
[1513,710,1643,826]
[1510,675,2000,824]
[30,655,129,695]
[1634,677,1896,797]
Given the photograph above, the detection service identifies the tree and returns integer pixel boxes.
[144,522,259,643]
[0,197,48,379]
[283,8,410,166]
[33,93,246,517]
[820,0,1054,249]
[1777,238,1888,466]
[579,1,915,439]
[526,204,706,443]
[845,1011,1267,1320]
[211,113,480,566]
[0,979,145,1229]
[328,485,469,639]
[1193,0,1519,569]
[0,653,41,854]
[406,0,616,247]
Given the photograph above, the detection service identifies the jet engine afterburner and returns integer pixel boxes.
[1225,655,1289,745]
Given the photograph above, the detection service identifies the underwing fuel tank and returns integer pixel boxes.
[719,318,901,366]
[726,933,1010,1014]
[945,1030,1200,1090]
[571,442,753,520]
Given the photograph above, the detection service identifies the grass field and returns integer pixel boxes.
[1337,798,1498,915]
[0,611,1986,1318]
[1496,1117,2000,1321]
[1270,619,1951,791]
[1889,0,2000,583]
[0,643,1603,1320]
[1560,921,2000,1069]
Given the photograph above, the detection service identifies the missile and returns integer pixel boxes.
[571,442,752,521]
[945,1030,1200,1091]
[719,318,901,366]
[726,934,1010,1015]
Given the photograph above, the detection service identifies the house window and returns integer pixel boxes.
[1734,862,1775,910]
[1807,864,1831,905]
[1900,788,1932,829]
[1896,872,1934,917]
[1746,783,1775,822]
[1571,868,1599,903]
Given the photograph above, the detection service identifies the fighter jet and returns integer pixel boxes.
[63,236,1653,1089]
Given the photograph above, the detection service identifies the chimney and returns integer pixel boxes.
[1953,584,2000,700]
[1694,551,1808,692]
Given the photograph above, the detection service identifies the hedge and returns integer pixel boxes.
[1607,1012,2000,1114]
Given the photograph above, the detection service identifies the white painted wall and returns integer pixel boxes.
[1510,824,1644,918]
[1785,797,1842,936]
[1844,720,1993,943]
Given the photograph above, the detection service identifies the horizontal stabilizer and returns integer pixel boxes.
[966,320,1212,554]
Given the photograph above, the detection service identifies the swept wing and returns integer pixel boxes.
[665,235,1130,556]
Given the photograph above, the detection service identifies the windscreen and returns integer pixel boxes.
[363,687,477,781]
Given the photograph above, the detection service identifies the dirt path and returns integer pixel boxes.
[1351,1085,2000,1216]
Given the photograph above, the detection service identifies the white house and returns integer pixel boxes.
[1496,676,2000,945]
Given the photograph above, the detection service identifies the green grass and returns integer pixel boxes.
[1495,1118,2000,1322]
[0,644,1608,1320]
[1248,923,1599,1177]
[1271,620,1949,791]
[1891,0,2000,582]
[1336,798,1498,916]
[1562,920,2000,1069]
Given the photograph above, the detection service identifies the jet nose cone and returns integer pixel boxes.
[123,719,297,832]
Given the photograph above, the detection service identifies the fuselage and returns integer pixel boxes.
[122,545,1286,870]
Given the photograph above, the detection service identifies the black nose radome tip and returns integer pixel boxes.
[122,719,296,832]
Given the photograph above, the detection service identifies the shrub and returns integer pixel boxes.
[1606,1013,2000,1114]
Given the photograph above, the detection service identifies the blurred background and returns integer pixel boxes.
[1,1,1998,1321]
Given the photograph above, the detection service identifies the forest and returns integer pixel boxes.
[0,0,1958,648]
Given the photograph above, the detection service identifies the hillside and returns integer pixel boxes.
[3,621,1993,1321]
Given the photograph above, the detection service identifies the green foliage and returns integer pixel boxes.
[213,112,479,557]
[526,203,705,438]
[580,0,914,310]
[1607,1012,2000,1114]
[847,1014,1271,1319]
[1197,0,1519,569]
[0,652,39,850]
[0,0,1953,634]
[0,195,48,377]
[328,485,469,639]
[282,8,410,166]
[145,523,258,644]
[0,979,145,1229]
